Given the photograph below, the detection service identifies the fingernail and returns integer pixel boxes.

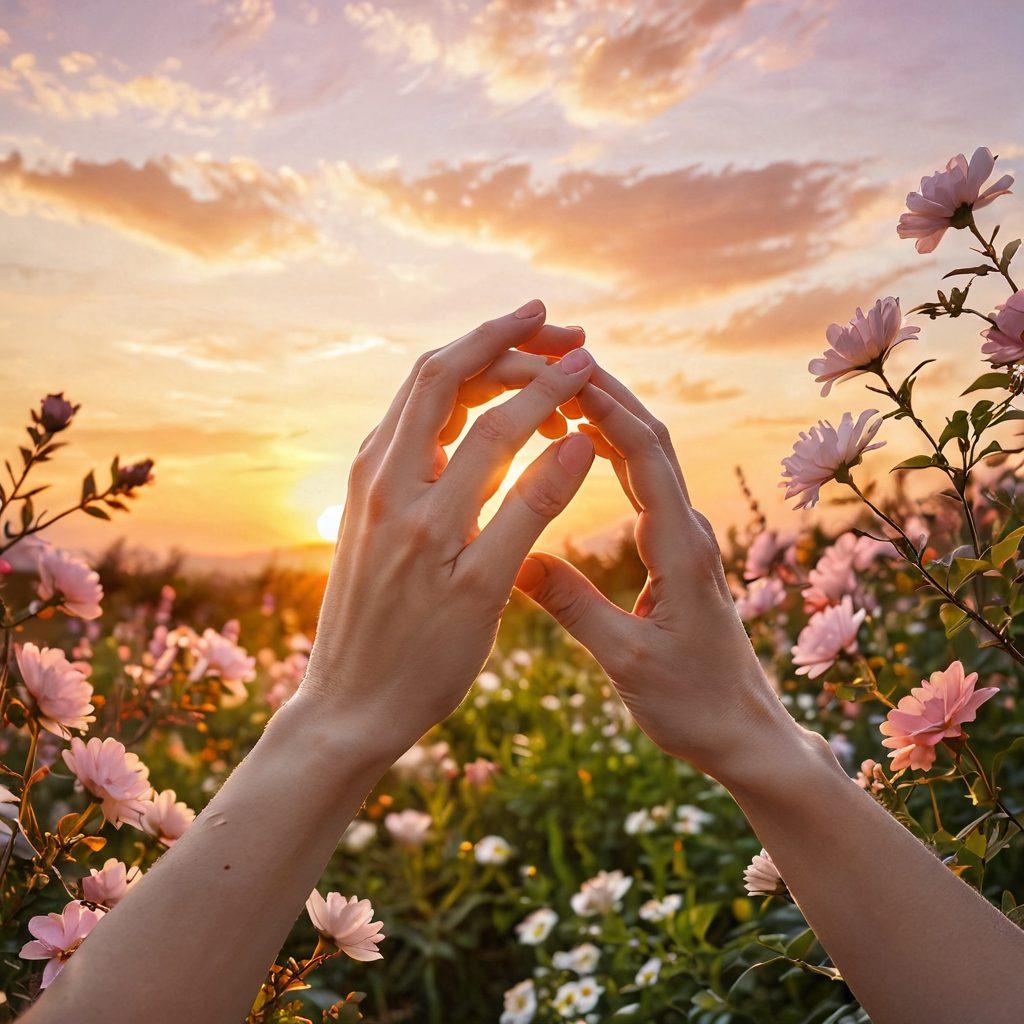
[515,556,546,592]
[514,298,545,319]
[558,432,594,474]
[560,347,592,374]
[567,325,585,336]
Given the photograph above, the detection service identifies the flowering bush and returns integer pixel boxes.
[2,145,1024,1023]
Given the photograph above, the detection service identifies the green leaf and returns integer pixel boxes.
[785,927,817,960]
[942,265,993,279]
[83,505,110,520]
[890,455,937,471]
[1001,238,1022,270]
[1002,890,1017,914]
[962,372,1011,396]
[938,410,969,450]
[989,526,1024,567]
[949,557,990,593]
[939,603,969,638]
[81,470,96,503]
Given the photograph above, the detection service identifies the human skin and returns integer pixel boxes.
[22,314,1024,1024]
[515,366,1024,1024]
[22,300,599,1024]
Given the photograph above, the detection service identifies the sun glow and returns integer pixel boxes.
[316,504,344,541]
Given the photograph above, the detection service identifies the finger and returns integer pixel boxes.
[439,404,468,446]
[440,348,595,514]
[386,300,554,483]
[579,422,641,512]
[457,350,552,409]
[577,383,687,514]
[539,411,567,439]
[466,432,595,587]
[560,396,582,420]
[589,365,688,499]
[513,552,633,665]
[518,323,585,356]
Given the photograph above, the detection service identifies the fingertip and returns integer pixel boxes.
[557,431,595,475]
[514,554,547,592]
[514,298,546,320]
[539,411,568,439]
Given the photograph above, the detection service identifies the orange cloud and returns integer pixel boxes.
[345,0,829,126]
[700,271,914,351]
[639,372,743,403]
[340,159,884,305]
[0,151,317,262]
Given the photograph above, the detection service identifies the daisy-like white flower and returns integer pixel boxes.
[19,901,106,988]
[638,894,683,922]
[552,976,603,1016]
[981,290,1024,366]
[791,596,866,679]
[341,819,376,852]
[781,411,885,509]
[809,297,920,396]
[673,804,713,835]
[552,942,601,975]
[305,890,385,961]
[635,956,662,987]
[624,808,656,835]
[500,979,537,1024]
[897,147,1013,253]
[140,789,195,846]
[735,577,786,621]
[16,642,94,738]
[384,809,431,847]
[743,849,787,898]
[474,834,513,865]
[514,907,558,945]
[880,661,999,772]
[62,737,152,828]
[570,869,632,917]
[81,857,141,907]
[37,547,103,620]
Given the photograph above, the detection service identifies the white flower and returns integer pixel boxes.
[552,976,604,1018]
[673,805,712,835]
[515,907,558,945]
[501,978,537,1024]
[743,848,786,897]
[477,670,501,692]
[624,809,655,835]
[570,870,632,916]
[474,834,513,865]
[341,819,376,852]
[638,894,682,921]
[635,957,661,987]
[552,942,601,975]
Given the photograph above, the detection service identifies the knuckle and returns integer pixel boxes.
[516,473,566,520]
[348,448,375,488]
[362,476,391,523]
[403,510,442,549]
[414,352,450,389]
[649,418,672,448]
[636,423,662,454]
[473,405,517,446]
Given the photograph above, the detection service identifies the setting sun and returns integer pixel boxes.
[316,504,344,542]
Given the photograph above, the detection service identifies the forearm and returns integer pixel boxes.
[25,693,388,1024]
[723,725,1024,1024]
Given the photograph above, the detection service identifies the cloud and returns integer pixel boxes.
[0,51,271,127]
[344,0,829,126]
[700,270,913,351]
[211,0,276,48]
[0,151,318,262]
[640,372,743,403]
[336,158,884,306]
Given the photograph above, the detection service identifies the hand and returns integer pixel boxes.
[515,368,809,788]
[300,301,597,766]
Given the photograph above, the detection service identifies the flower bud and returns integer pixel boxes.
[38,393,78,434]
[116,459,154,491]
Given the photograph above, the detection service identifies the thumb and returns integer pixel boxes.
[514,552,629,663]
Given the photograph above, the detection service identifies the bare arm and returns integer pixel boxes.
[516,368,1024,1024]
[23,300,598,1024]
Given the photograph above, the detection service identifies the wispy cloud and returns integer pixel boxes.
[336,158,884,306]
[0,151,317,262]
[639,371,743,403]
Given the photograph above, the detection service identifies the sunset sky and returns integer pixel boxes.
[2,0,1023,561]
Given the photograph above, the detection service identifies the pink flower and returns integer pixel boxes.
[384,809,432,847]
[735,577,786,621]
[880,661,999,772]
[37,393,78,434]
[743,530,795,581]
[16,642,94,738]
[464,757,500,787]
[855,758,885,794]
[743,849,786,897]
[62,737,152,828]
[81,857,141,907]
[191,628,256,703]
[305,890,385,962]
[37,547,103,620]
[809,297,920,396]
[792,596,865,678]
[801,533,888,612]
[780,410,885,509]
[981,290,1024,366]
[265,651,309,711]
[897,147,1014,253]
[20,900,105,988]
[140,789,195,846]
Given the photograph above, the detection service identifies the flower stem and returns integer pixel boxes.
[968,215,1019,292]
